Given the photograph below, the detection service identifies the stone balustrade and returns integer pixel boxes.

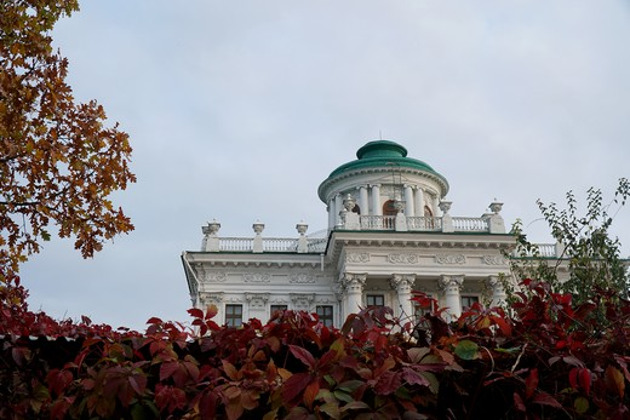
[513,242,564,258]
[200,201,516,253]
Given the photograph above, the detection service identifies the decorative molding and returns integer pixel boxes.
[199,292,223,305]
[345,252,370,263]
[243,273,271,283]
[290,293,316,311]
[245,293,270,309]
[289,273,316,284]
[482,255,508,265]
[387,253,419,264]
[206,271,227,282]
[435,254,466,265]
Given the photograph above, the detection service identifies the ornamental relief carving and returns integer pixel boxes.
[243,273,271,283]
[345,253,370,263]
[289,273,316,284]
[245,293,269,309]
[290,293,315,311]
[199,292,223,304]
[206,271,227,282]
[482,255,508,265]
[435,254,466,265]
[387,253,419,264]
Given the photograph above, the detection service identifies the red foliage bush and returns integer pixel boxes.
[2,275,630,419]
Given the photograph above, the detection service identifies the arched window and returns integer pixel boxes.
[424,206,433,218]
[352,204,361,214]
[383,200,398,216]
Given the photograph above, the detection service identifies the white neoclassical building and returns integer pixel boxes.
[182,140,561,327]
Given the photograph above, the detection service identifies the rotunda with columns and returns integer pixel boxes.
[182,140,557,327]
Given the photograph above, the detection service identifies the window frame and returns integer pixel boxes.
[316,305,334,328]
[225,304,243,328]
[366,294,385,307]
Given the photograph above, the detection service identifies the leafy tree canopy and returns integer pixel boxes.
[0,0,135,281]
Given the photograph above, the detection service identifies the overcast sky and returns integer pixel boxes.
[20,1,630,330]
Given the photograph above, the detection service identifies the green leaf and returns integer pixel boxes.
[574,396,589,414]
[454,340,479,361]
[319,402,341,419]
[333,390,354,403]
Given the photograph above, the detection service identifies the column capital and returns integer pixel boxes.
[438,275,464,293]
[342,273,367,291]
[390,274,415,292]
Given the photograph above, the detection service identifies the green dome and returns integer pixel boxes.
[327,140,442,178]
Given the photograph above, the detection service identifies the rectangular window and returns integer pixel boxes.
[461,295,480,310]
[366,294,385,307]
[270,305,288,315]
[316,305,334,328]
[225,304,243,327]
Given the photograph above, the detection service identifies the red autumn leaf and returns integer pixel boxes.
[159,361,179,381]
[282,372,313,404]
[46,368,73,396]
[289,345,316,370]
[525,368,539,399]
[374,371,402,395]
[402,367,430,387]
[303,380,320,408]
[490,314,512,336]
[531,392,562,409]
[187,308,204,319]
[146,317,162,325]
[513,392,526,412]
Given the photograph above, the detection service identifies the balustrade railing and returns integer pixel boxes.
[407,216,442,231]
[218,237,328,253]
[219,237,253,252]
[452,217,489,232]
[536,243,557,257]
[307,238,327,253]
[262,238,298,252]
[359,215,396,230]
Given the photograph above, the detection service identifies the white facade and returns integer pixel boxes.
[182,140,560,327]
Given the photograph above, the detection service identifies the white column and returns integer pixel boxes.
[439,275,463,321]
[334,194,343,226]
[487,275,507,307]
[371,185,381,216]
[327,199,335,230]
[358,186,369,215]
[343,273,366,315]
[415,188,425,216]
[404,185,415,217]
[390,274,415,321]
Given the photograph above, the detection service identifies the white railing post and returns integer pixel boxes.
[440,201,453,233]
[202,219,221,252]
[252,220,264,253]
[487,201,506,234]
[296,221,308,253]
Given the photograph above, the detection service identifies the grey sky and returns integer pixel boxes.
[20,1,630,330]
